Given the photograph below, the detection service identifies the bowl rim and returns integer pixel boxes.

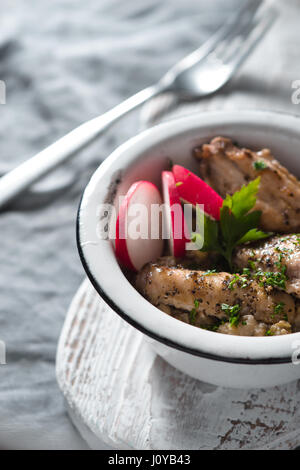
[77,109,300,365]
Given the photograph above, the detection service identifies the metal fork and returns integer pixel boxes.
[0,1,277,209]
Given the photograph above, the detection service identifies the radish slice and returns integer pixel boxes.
[162,171,189,258]
[115,181,163,271]
[172,165,223,220]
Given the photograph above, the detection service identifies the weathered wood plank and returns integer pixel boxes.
[56,280,300,450]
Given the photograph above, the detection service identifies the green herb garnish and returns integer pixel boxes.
[253,161,268,171]
[191,178,272,270]
[203,269,217,276]
[274,302,285,316]
[189,299,199,325]
[248,260,257,270]
[242,267,251,277]
[228,274,240,290]
[253,267,287,290]
[227,274,249,290]
[189,309,197,325]
[221,303,241,327]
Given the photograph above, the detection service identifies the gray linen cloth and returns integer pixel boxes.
[0,0,299,450]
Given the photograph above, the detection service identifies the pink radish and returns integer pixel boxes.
[162,171,189,258]
[115,181,163,271]
[172,165,223,220]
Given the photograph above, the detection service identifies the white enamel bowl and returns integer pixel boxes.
[77,110,300,389]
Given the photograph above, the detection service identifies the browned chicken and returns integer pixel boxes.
[234,234,300,298]
[136,258,296,334]
[193,136,300,233]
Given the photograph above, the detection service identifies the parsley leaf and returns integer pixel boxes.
[191,177,272,270]
[222,178,260,219]
[237,228,271,245]
[191,206,221,253]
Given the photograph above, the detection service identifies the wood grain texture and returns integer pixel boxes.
[56,279,300,450]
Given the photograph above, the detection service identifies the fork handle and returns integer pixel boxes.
[0,84,161,209]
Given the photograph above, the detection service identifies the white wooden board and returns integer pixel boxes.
[56,279,300,450]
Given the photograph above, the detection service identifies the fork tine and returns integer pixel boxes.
[219,3,276,63]
[225,7,278,73]
[165,0,262,75]
[212,1,266,60]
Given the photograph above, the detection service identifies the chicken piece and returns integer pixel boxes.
[158,304,191,324]
[193,136,300,233]
[269,321,292,336]
[136,259,296,326]
[218,315,268,336]
[234,234,300,298]
[157,303,217,329]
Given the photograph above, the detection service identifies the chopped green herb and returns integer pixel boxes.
[248,260,257,270]
[228,274,240,290]
[253,266,288,290]
[274,302,285,316]
[253,160,268,171]
[242,267,251,277]
[265,330,274,336]
[189,299,200,325]
[239,276,249,288]
[203,269,217,276]
[282,265,287,275]
[191,178,272,271]
[228,274,249,290]
[175,181,183,187]
[221,303,241,327]
[189,308,197,325]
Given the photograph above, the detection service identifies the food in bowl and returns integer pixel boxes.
[78,111,300,388]
[115,137,300,338]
